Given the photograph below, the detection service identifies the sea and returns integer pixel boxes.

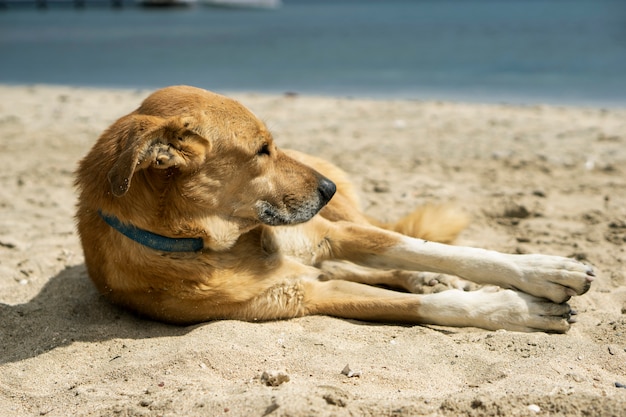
[1,0,625,106]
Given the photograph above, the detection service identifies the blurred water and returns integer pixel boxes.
[1,0,625,105]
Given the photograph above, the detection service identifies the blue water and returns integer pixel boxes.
[1,0,625,105]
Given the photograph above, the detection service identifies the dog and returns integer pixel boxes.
[75,85,594,332]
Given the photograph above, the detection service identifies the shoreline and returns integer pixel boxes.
[1,84,625,416]
[4,81,626,109]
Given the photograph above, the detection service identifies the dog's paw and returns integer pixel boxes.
[503,254,594,303]
[420,287,576,332]
[471,288,575,333]
[404,272,478,294]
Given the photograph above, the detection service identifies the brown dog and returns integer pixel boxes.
[75,85,594,332]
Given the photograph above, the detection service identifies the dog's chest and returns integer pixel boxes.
[264,225,330,266]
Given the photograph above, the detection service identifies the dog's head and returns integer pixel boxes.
[79,86,335,248]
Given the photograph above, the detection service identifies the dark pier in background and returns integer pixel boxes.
[0,0,126,7]
[0,0,196,8]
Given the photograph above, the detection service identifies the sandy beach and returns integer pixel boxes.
[1,84,625,416]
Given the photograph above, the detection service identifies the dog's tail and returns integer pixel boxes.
[372,205,469,244]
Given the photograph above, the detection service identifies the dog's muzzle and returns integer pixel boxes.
[257,177,336,226]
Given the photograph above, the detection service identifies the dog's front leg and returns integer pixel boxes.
[300,280,574,332]
[229,259,575,332]
[317,260,475,294]
[324,221,594,304]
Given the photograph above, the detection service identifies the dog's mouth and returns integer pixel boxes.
[256,178,336,226]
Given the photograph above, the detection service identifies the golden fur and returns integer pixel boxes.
[75,86,593,332]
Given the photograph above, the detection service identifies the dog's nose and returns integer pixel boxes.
[318,177,337,203]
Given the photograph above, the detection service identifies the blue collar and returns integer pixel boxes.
[99,210,204,253]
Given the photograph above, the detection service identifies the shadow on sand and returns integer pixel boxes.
[0,264,193,365]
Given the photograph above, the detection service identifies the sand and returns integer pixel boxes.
[0,84,625,416]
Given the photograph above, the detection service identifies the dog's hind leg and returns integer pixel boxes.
[317,260,476,294]
[217,259,577,332]
[227,276,574,331]
[296,279,574,332]
[155,263,575,331]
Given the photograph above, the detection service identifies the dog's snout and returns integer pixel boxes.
[318,177,336,204]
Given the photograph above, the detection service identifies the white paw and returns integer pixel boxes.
[420,287,576,332]
[405,272,477,294]
[501,254,594,303]
[472,288,575,333]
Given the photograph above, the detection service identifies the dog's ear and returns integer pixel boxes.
[107,114,209,197]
